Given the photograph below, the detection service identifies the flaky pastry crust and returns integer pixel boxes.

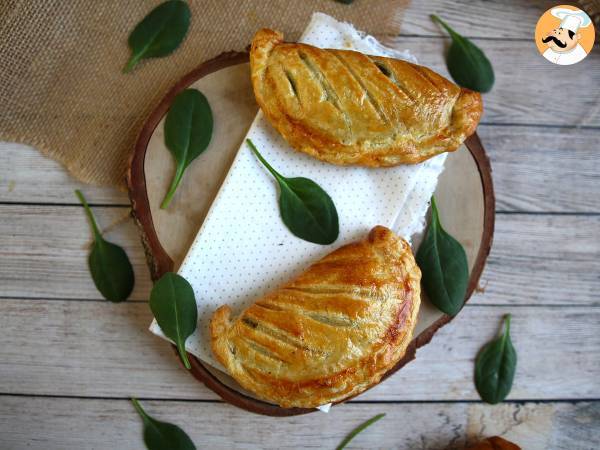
[250,29,482,166]
[210,226,421,408]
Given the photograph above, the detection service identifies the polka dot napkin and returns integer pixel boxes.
[150,12,447,404]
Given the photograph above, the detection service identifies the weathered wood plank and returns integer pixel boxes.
[477,126,600,213]
[401,0,559,38]
[0,205,153,300]
[0,396,597,450]
[2,205,598,305]
[386,38,600,128]
[0,298,211,400]
[473,213,600,306]
[4,126,600,212]
[0,299,598,401]
[0,143,129,204]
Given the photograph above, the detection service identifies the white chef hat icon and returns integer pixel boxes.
[551,7,592,33]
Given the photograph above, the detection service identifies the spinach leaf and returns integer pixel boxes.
[124,0,191,73]
[150,272,198,370]
[246,139,339,245]
[416,196,468,316]
[131,398,196,450]
[335,0,355,4]
[430,15,494,93]
[160,88,213,209]
[336,413,385,450]
[75,190,134,302]
[475,315,517,404]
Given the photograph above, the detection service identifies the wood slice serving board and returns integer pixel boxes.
[128,51,495,416]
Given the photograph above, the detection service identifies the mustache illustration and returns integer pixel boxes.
[542,35,567,48]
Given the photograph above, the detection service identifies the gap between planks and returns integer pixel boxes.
[0,396,597,449]
[1,392,599,404]
[0,300,597,401]
[1,207,599,304]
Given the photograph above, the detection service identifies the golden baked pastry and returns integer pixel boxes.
[210,226,421,408]
[250,28,482,166]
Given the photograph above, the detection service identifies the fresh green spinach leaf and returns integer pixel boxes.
[246,139,339,245]
[416,196,468,316]
[75,190,134,302]
[431,15,494,93]
[124,0,191,73]
[475,314,517,404]
[336,413,385,450]
[160,88,213,209]
[150,272,198,370]
[131,398,196,450]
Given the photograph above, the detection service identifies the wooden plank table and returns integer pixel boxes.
[1,1,599,448]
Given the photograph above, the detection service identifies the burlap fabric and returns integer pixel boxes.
[0,0,408,188]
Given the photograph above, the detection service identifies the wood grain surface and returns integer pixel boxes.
[1,0,599,447]
[0,299,598,401]
[0,397,597,450]
[1,204,597,305]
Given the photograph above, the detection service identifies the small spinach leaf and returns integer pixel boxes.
[431,15,494,93]
[336,413,385,450]
[150,272,198,370]
[246,139,339,245]
[124,0,191,73]
[161,88,213,209]
[416,196,468,316]
[475,314,517,404]
[131,398,196,450]
[75,190,134,302]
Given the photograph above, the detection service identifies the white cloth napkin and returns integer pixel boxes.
[150,12,447,411]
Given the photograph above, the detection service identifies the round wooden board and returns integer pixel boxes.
[128,51,495,416]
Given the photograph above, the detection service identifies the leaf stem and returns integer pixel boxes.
[75,189,101,240]
[336,413,385,450]
[160,164,185,209]
[429,196,442,232]
[131,398,150,421]
[123,53,142,74]
[177,341,192,370]
[430,14,458,38]
[504,314,512,336]
[246,139,282,181]
[430,196,438,216]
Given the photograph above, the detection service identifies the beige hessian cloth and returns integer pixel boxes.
[0,0,408,188]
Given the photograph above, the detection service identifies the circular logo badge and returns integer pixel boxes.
[535,4,595,65]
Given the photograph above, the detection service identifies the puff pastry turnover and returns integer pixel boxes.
[210,226,421,408]
[250,29,482,166]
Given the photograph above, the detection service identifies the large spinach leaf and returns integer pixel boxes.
[475,315,517,404]
[124,0,191,73]
[75,190,134,302]
[416,196,468,316]
[431,15,495,92]
[131,398,196,450]
[246,139,339,245]
[161,89,213,209]
[149,272,198,370]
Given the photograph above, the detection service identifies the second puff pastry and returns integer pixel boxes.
[211,226,421,408]
[250,29,483,167]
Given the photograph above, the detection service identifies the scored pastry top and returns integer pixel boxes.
[210,226,421,408]
[250,28,482,167]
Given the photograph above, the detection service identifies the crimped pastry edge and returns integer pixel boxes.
[250,28,483,167]
[210,226,421,408]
